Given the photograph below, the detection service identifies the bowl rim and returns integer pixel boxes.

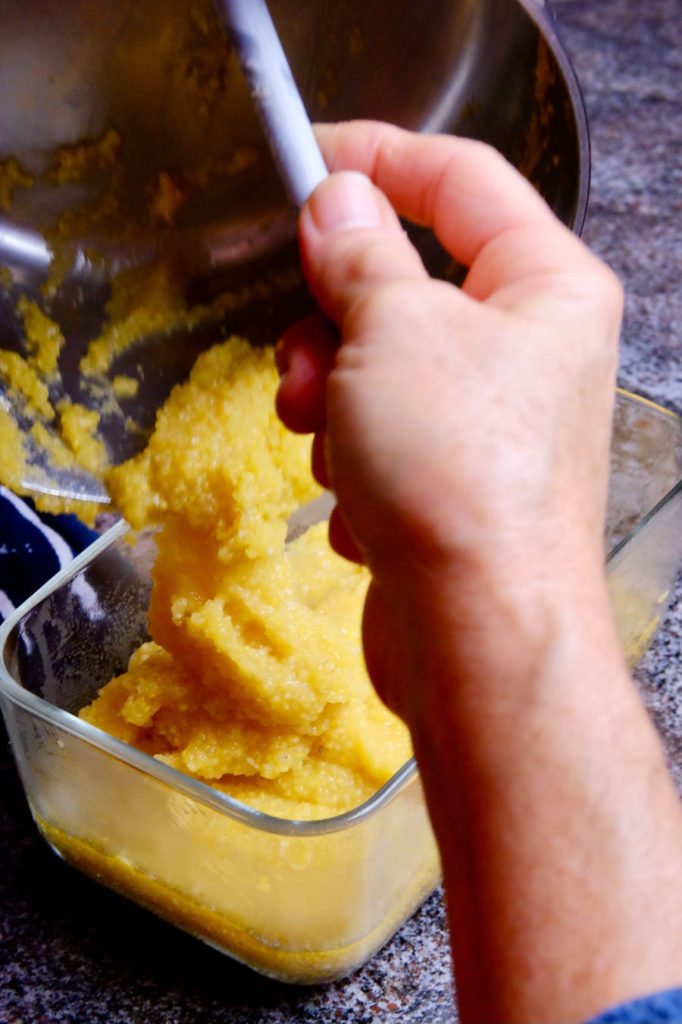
[1,389,680,837]
[518,0,592,234]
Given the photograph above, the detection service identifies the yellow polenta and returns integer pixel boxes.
[82,336,412,820]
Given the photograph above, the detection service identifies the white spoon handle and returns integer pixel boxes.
[216,0,328,207]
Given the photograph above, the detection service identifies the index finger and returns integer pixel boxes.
[314,120,572,270]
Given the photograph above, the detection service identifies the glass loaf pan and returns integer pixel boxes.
[1,389,682,985]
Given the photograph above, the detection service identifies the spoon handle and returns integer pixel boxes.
[216,0,328,207]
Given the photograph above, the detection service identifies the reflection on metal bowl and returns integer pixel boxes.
[0,0,589,467]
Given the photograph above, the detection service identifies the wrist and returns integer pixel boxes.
[376,539,627,745]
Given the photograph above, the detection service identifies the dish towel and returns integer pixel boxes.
[0,486,97,622]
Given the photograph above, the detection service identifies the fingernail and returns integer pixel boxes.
[306,172,383,235]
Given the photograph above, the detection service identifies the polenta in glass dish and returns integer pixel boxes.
[1,389,682,983]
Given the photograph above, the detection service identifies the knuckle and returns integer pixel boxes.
[336,232,421,287]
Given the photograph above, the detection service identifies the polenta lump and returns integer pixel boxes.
[0,301,107,522]
[0,156,34,211]
[82,336,413,820]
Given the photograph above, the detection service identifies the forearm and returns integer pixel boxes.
[402,563,682,1023]
[274,122,682,1022]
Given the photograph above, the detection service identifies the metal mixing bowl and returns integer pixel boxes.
[0,0,589,465]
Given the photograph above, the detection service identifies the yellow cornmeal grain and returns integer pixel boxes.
[0,350,54,419]
[0,298,107,520]
[0,155,34,210]
[23,420,101,524]
[0,407,34,493]
[111,375,139,400]
[0,253,301,520]
[84,524,409,819]
[84,335,413,821]
[78,256,302,380]
[107,337,320,555]
[0,404,102,522]
[44,127,121,185]
[148,171,188,226]
[16,296,64,376]
[0,116,297,515]
[79,260,190,378]
[56,401,108,475]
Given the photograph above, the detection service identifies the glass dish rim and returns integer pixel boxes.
[1,387,680,837]
[0,517,420,837]
[606,389,682,561]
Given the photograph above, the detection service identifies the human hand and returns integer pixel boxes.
[275,124,682,1024]
[276,120,623,722]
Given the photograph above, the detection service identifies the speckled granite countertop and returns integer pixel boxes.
[1,1,680,1021]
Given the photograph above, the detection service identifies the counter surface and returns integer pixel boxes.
[1,0,680,1020]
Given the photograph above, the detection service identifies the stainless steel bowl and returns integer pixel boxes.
[0,0,589,463]
[0,0,588,272]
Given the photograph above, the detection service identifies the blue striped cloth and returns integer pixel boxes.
[0,486,98,621]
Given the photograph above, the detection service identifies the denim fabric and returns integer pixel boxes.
[586,988,682,1023]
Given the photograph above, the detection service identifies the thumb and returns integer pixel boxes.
[299,171,429,326]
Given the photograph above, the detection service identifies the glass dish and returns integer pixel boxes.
[1,389,681,985]
[0,521,440,986]
[606,390,682,664]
